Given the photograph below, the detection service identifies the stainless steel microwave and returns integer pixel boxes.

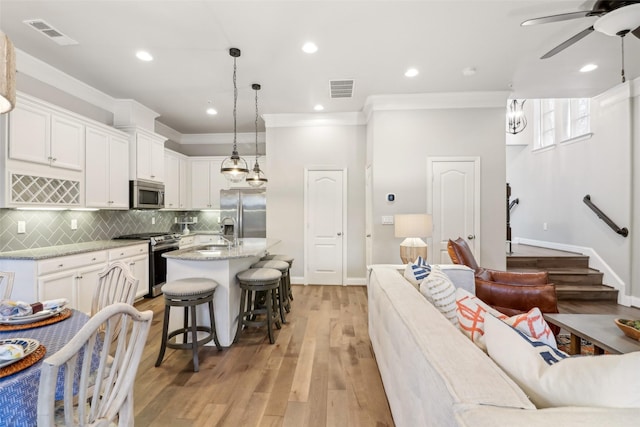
[130,180,165,209]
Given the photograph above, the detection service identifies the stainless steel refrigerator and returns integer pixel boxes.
[220,188,266,238]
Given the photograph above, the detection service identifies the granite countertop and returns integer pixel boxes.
[163,238,280,261]
[0,240,147,260]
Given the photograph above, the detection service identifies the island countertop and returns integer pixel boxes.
[162,238,280,261]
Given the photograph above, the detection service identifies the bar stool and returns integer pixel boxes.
[251,260,290,322]
[261,254,294,301]
[235,268,282,344]
[155,278,222,372]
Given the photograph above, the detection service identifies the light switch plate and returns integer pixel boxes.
[381,216,394,225]
[17,221,26,234]
[71,219,78,230]
[152,217,156,225]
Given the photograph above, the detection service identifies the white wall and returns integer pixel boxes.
[367,96,508,269]
[507,82,635,297]
[264,121,367,283]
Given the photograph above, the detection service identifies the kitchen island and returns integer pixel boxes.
[162,238,280,346]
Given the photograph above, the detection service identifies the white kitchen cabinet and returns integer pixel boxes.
[119,126,166,183]
[85,125,130,209]
[179,235,196,249]
[8,95,84,171]
[164,150,189,210]
[190,157,228,209]
[194,234,226,245]
[108,243,149,300]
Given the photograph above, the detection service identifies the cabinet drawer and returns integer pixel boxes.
[108,244,148,261]
[38,251,107,275]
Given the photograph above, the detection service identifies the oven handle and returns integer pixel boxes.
[151,243,180,252]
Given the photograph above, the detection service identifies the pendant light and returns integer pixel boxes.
[506,99,527,135]
[246,83,267,187]
[220,47,249,183]
[0,31,16,114]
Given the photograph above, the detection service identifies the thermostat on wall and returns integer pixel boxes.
[386,193,395,202]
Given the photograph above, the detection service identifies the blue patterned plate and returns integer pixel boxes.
[0,338,40,369]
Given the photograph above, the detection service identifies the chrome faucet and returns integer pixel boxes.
[220,216,238,247]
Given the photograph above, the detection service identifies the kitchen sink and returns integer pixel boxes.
[197,250,222,256]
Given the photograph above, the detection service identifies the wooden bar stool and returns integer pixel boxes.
[251,259,290,322]
[155,278,222,372]
[261,254,294,301]
[235,268,282,344]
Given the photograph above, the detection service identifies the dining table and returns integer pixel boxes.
[0,309,94,427]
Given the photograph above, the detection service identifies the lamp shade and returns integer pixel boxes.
[0,31,16,114]
[394,214,432,238]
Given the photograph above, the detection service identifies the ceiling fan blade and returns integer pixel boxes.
[633,25,640,39]
[541,26,595,59]
[521,11,602,26]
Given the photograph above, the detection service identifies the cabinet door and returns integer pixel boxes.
[8,101,51,165]
[51,115,84,171]
[209,158,228,208]
[150,138,165,182]
[85,127,110,208]
[108,135,130,208]
[75,263,107,315]
[178,157,189,209]
[38,270,77,309]
[190,160,212,209]
[124,254,148,299]
[164,152,180,209]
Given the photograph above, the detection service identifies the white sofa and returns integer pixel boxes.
[367,265,640,427]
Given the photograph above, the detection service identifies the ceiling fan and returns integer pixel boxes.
[522,1,640,60]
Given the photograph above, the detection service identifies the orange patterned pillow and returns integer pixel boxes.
[455,288,557,350]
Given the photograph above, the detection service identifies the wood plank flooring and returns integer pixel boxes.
[132,285,395,427]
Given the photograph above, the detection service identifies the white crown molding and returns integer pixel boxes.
[632,75,640,98]
[180,131,265,145]
[16,48,116,113]
[363,91,510,121]
[155,121,183,143]
[596,80,632,108]
[113,99,160,132]
[262,112,365,128]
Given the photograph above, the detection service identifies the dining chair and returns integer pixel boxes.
[37,302,153,427]
[0,271,14,299]
[92,261,139,316]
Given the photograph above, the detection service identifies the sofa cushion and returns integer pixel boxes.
[403,256,431,286]
[456,288,557,350]
[485,313,640,409]
[419,265,458,326]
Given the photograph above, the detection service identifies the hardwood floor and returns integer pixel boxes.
[132,285,394,427]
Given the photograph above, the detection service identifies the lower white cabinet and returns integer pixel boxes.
[108,244,149,300]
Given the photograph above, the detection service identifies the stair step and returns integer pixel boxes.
[508,267,604,286]
[507,256,590,269]
[555,284,618,301]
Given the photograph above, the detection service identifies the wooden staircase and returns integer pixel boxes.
[507,244,618,301]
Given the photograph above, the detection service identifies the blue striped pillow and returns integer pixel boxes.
[403,256,432,286]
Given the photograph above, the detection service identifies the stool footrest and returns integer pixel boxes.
[166,326,214,349]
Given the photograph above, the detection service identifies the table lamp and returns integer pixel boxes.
[394,214,433,264]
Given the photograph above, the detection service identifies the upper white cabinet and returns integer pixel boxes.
[190,157,228,209]
[8,95,84,171]
[85,125,130,209]
[164,149,189,210]
[119,126,166,183]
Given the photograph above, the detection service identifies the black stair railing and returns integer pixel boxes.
[583,195,629,237]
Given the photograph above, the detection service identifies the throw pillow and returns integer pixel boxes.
[484,314,640,409]
[419,265,458,327]
[403,256,431,286]
[456,288,557,350]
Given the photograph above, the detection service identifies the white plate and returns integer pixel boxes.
[0,338,40,369]
[0,307,66,325]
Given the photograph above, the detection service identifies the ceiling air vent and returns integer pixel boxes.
[23,19,78,46]
[330,80,354,99]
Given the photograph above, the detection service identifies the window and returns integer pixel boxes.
[534,98,591,150]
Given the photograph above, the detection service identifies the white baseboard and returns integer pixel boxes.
[514,237,632,307]
[290,276,366,286]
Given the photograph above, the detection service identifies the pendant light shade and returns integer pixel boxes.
[0,31,16,114]
[221,48,249,183]
[246,83,267,187]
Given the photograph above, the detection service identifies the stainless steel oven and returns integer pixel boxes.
[114,232,180,297]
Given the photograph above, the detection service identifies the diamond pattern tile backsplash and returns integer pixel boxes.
[0,209,223,252]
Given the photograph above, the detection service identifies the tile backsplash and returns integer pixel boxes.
[0,209,223,252]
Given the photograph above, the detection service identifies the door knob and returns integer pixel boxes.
[467,234,475,240]
[337,232,342,236]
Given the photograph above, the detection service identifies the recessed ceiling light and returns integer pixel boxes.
[580,63,598,73]
[314,104,324,111]
[136,50,153,61]
[404,68,419,78]
[462,67,477,76]
[206,107,218,115]
[302,42,318,54]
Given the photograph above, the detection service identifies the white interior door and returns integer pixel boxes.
[365,165,372,267]
[427,158,480,264]
[305,169,345,285]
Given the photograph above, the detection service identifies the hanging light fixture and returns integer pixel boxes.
[246,83,267,187]
[506,99,527,135]
[220,47,249,183]
[0,31,16,114]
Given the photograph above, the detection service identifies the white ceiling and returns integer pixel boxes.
[1,0,639,135]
